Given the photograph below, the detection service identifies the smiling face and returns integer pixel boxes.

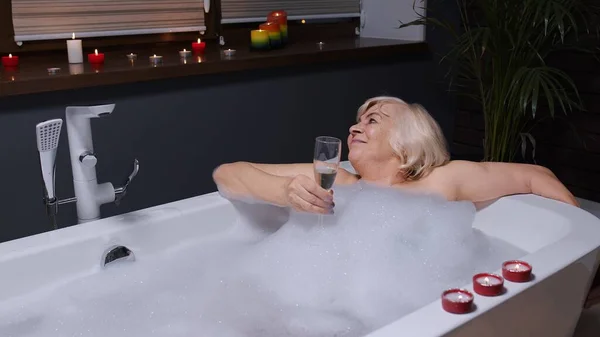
[347,102,399,167]
[347,96,451,182]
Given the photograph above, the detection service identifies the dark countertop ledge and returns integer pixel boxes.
[0,37,428,97]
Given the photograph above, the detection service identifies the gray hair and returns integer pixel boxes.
[356,96,450,180]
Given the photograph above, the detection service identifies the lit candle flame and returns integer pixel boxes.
[515,264,521,271]
[11,76,15,81]
[8,54,12,58]
[94,49,98,55]
[301,19,306,24]
[183,49,187,52]
[153,54,157,57]
[72,32,75,40]
[197,38,201,43]
[483,277,490,286]
[457,295,463,301]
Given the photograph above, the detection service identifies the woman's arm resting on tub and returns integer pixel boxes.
[212,162,297,206]
[212,162,355,209]
[440,160,579,206]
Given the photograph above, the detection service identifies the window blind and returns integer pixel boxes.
[221,0,360,23]
[12,0,206,42]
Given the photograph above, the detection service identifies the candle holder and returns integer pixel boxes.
[441,288,474,314]
[221,49,236,59]
[47,67,61,75]
[473,273,504,296]
[126,53,138,61]
[149,55,163,66]
[317,42,326,50]
[502,260,533,282]
[179,49,192,59]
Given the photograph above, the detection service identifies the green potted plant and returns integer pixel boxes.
[400,0,599,162]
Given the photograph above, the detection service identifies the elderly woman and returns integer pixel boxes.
[213,96,578,214]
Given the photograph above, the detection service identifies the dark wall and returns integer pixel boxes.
[0,51,457,242]
[452,50,600,202]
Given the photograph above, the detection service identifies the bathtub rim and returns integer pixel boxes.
[364,193,600,336]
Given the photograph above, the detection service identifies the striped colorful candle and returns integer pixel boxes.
[267,10,288,44]
[259,21,282,48]
[250,29,270,50]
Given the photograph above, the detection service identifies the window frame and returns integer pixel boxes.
[0,0,360,54]
[0,0,221,54]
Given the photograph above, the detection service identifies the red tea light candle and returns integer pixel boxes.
[259,22,282,48]
[88,49,105,64]
[2,54,19,68]
[473,273,504,296]
[267,10,288,44]
[502,260,533,282]
[441,288,474,314]
[192,38,206,54]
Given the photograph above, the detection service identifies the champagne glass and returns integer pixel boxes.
[313,136,342,224]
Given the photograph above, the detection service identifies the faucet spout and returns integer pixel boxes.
[65,104,119,223]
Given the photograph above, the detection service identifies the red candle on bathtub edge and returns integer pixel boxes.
[473,273,504,296]
[441,288,474,314]
[192,38,206,54]
[87,49,105,64]
[502,260,532,282]
[2,54,19,67]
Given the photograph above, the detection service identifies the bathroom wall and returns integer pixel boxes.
[0,43,458,242]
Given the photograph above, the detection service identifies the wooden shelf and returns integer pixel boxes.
[0,37,428,97]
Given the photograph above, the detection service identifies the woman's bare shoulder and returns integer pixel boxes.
[418,161,477,200]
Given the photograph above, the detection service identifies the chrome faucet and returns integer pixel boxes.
[36,103,139,226]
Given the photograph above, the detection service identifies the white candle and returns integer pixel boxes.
[149,54,163,65]
[444,292,472,303]
[66,33,83,64]
[506,263,530,272]
[126,53,137,61]
[47,67,61,75]
[223,48,236,56]
[179,49,191,58]
[476,276,502,286]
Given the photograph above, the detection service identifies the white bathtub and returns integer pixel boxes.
[1,161,600,337]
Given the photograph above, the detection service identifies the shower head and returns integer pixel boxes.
[36,119,63,200]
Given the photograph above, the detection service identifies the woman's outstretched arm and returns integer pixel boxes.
[441,160,579,206]
[212,162,296,206]
[212,161,347,213]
